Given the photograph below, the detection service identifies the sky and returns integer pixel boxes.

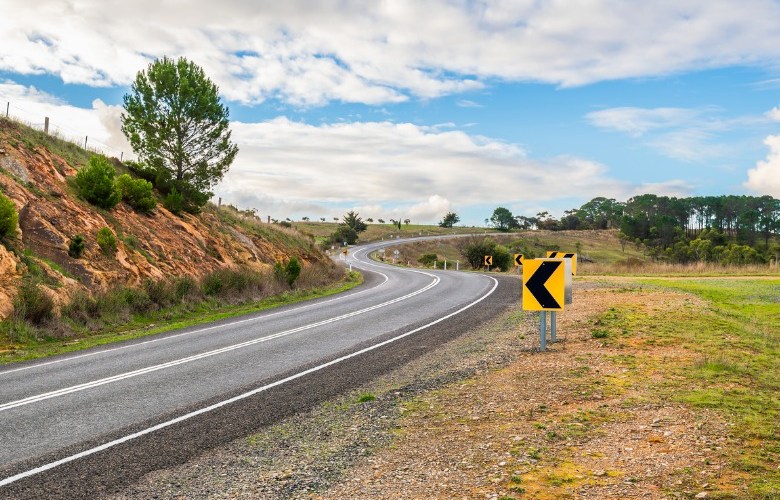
[2,1,780,226]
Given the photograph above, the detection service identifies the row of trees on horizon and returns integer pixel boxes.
[485,194,780,264]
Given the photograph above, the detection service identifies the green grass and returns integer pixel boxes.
[625,278,780,494]
[356,393,376,403]
[0,271,363,365]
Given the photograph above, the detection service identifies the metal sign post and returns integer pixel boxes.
[540,311,547,351]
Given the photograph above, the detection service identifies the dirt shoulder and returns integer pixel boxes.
[115,279,747,499]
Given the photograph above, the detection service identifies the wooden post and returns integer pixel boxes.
[84,136,88,149]
[44,117,49,134]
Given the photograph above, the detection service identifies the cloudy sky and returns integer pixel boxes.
[2,1,780,225]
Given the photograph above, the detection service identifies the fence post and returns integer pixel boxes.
[5,102,8,118]
[120,152,123,162]
[44,117,49,134]
[84,136,88,149]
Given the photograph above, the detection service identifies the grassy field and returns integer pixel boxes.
[593,277,780,496]
[294,221,485,244]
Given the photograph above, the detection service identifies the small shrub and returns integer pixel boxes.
[116,174,156,213]
[357,393,376,403]
[277,220,292,228]
[96,226,117,254]
[173,275,199,301]
[201,268,256,296]
[0,192,18,239]
[68,235,85,258]
[74,155,121,209]
[284,257,301,286]
[274,257,302,287]
[13,281,55,325]
[163,187,184,214]
[143,279,176,308]
[592,330,609,339]
[418,253,438,267]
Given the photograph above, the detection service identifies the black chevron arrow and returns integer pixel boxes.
[526,261,561,309]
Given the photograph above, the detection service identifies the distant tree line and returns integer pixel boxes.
[489,194,780,264]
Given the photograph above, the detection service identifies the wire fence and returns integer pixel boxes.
[2,100,128,161]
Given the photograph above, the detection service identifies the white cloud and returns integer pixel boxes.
[766,107,780,121]
[456,99,483,108]
[215,117,651,223]
[744,135,780,196]
[0,81,132,156]
[3,1,780,105]
[587,106,757,162]
[586,107,702,137]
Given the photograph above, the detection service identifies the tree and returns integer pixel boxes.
[332,225,358,245]
[403,218,410,225]
[75,155,122,209]
[439,211,460,228]
[342,211,368,233]
[122,56,238,212]
[490,207,514,232]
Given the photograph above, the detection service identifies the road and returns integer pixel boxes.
[0,237,518,498]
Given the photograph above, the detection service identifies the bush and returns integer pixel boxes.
[492,244,512,272]
[331,225,358,245]
[418,253,438,267]
[460,237,497,270]
[13,281,55,326]
[68,235,85,258]
[0,192,18,239]
[201,268,257,296]
[96,226,117,254]
[74,155,121,209]
[163,187,184,214]
[275,257,302,287]
[116,174,156,213]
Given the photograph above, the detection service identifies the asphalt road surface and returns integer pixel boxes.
[0,236,519,498]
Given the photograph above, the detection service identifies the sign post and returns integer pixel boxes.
[483,255,493,271]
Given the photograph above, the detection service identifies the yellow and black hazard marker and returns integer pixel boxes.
[546,251,577,275]
[513,254,524,266]
[483,255,493,267]
[522,259,565,311]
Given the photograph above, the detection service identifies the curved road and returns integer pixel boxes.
[0,237,518,498]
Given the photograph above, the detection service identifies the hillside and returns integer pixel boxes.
[0,117,335,320]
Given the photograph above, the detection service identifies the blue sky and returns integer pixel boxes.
[2,1,780,225]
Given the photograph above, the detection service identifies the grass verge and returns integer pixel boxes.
[0,270,362,365]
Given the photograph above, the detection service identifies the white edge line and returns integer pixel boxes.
[0,273,437,412]
[0,269,391,376]
[0,275,498,488]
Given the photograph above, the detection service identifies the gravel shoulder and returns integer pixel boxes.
[114,277,743,499]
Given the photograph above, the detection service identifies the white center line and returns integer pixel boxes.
[0,275,497,488]
[0,273,438,413]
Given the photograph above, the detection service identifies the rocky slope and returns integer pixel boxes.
[0,118,329,319]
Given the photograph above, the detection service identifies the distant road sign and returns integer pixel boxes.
[513,254,524,267]
[546,251,577,275]
[484,255,493,266]
[394,249,400,256]
[523,259,565,311]
[342,248,349,255]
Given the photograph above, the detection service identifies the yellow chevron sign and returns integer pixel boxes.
[522,259,565,311]
[484,255,493,266]
[513,254,524,266]
[546,251,577,275]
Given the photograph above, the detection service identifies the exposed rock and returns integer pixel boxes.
[0,118,330,320]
